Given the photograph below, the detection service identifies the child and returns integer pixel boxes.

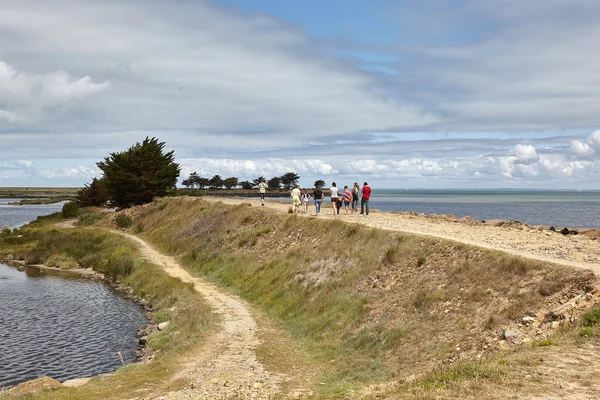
[342,185,352,214]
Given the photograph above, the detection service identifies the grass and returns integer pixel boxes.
[98,196,596,397]
[0,221,215,400]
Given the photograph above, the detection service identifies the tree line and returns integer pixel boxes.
[182,173,326,191]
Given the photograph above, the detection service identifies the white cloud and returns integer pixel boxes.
[510,144,539,164]
[0,61,110,123]
[571,130,600,159]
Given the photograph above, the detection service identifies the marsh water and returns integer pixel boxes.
[0,201,146,388]
[0,263,147,388]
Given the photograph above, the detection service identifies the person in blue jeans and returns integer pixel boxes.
[313,187,324,216]
[360,182,371,215]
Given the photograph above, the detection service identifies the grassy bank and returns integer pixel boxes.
[102,197,597,397]
[0,221,215,399]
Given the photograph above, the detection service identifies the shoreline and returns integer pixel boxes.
[0,259,155,390]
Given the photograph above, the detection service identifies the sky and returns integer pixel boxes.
[1,0,600,189]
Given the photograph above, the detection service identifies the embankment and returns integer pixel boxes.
[111,197,598,396]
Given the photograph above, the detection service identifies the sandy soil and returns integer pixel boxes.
[114,231,285,399]
[205,197,600,276]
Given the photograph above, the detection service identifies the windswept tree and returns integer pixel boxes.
[209,175,223,189]
[97,137,180,208]
[267,176,281,190]
[76,177,108,207]
[314,179,325,189]
[252,176,265,187]
[240,180,253,190]
[188,172,201,188]
[223,177,239,189]
[280,172,300,190]
[197,177,210,189]
[182,179,192,189]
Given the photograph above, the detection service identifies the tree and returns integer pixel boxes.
[182,179,192,189]
[97,137,180,208]
[314,179,325,189]
[252,176,265,187]
[240,180,253,190]
[188,172,200,188]
[280,172,300,190]
[76,177,108,207]
[209,175,223,189]
[223,177,239,189]
[266,176,281,190]
[197,177,210,189]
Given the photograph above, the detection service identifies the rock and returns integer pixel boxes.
[522,316,535,325]
[551,321,560,329]
[549,226,556,232]
[158,321,170,331]
[10,377,61,393]
[139,336,148,345]
[501,329,518,343]
[62,377,91,387]
[560,227,570,235]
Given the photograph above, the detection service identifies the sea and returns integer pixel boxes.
[275,189,600,229]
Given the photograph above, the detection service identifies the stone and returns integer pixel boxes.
[158,321,170,331]
[522,316,535,325]
[10,377,61,393]
[551,321,560,329]
[501,329,518,342]
[62,377,91,387]
[139,336,148,345]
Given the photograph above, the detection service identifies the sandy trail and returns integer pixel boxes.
[205,197,600,275]
[114,231,283,399]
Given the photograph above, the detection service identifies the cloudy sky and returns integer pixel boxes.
[1,0,600,188]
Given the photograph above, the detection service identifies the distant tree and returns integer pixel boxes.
[252,176,265,187]
[209,175,223,189]
[197,177,210,189]
[182,179,192,189]
[223,177,239,189]
[267,176,281,190]
[314,179,325,189]
[280,172,300,190]
[240,180,253,190]
[188,172,201,188]
[76,177,108,207]
[97,137,180,209]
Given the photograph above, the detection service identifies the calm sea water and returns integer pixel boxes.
[0,263,146,388]
[0,199,65,228]
[273,189,600,228]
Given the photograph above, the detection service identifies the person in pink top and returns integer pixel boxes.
[360,182,371,215]
[342,185,352,214]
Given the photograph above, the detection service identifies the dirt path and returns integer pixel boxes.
[114,231,284,399]
[205,197,600,275]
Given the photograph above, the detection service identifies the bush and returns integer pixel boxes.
[582,306,600,327]
[104,248,135,278]
[115,214,133,229]
[61,201,80,218]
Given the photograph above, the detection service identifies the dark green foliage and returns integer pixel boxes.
[96,137,180,208]
[267,176,281,189]
[223,177,239,189]
[115,214,133,229]
[240,180,253,190]
[314,179,325,189]
[76,178,108,207]
[280,171,300,189]
[209,174,223,189]
[61,201,80,218]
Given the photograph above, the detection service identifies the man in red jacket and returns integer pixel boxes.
[360,181,371,215]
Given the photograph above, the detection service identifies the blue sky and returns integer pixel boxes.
[1,0,600,188]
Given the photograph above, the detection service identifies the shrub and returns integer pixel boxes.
[61,201,80,218]
[115,214,133,229]
[77,212,103,226]
[582,306,600,327]
[579,327,594,337]
[104,248,135,277]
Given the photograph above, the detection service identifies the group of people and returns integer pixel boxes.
[290,182,371,216]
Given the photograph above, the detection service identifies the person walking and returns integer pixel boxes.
[330,182,339,215]
[301,189,310,213]
[291,184,301,213]
[313,185,323,216]
[258,179,267,206]
[360,181,371,215]
[351,182,360,212]
[343,185,352,214]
